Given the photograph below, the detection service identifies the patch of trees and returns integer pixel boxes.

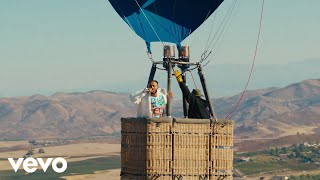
[289,174,320,180]
[269,144,320,163]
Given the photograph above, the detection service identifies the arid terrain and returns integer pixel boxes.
[1,79,320,179]
[0,79,320,140]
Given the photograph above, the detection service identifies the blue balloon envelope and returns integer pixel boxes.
[108,0,224,53]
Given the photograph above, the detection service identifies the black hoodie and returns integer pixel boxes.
[178,82,210,119]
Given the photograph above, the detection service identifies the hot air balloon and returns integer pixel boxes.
[109,2,247,179]
[108,0,228,118]
[109,1,266,179]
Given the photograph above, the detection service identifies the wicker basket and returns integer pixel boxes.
[121,117,233,180]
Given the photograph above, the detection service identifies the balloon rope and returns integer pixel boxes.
[204,12,217,51]
[134,0,165,47]
[200,0,238,63]
[225,0,265,119]
[207,0,238,52]
[187,70,198,90]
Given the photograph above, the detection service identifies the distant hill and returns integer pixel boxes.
[216,79,320,138]
[0,79,320,140]
[0,91,135,140]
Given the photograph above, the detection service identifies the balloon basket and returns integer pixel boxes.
[120,117,234,180]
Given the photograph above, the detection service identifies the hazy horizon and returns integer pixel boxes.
[1,59,319,98]
[1,0,320,98]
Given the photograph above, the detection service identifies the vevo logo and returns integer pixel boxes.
[8,157,67,173]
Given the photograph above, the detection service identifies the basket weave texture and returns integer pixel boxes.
[121,117,233,180]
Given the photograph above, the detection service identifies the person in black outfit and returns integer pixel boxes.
[174,70,211,119]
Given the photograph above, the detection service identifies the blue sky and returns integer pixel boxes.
[0,0,320,98]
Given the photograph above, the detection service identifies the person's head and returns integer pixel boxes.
[148,80,159,95]
[192,89,203,97]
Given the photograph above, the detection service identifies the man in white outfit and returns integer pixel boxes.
[130,80,172,118]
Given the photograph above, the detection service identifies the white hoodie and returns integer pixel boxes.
[130,88,167,118]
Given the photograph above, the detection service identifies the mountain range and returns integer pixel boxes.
[0,79,319,140]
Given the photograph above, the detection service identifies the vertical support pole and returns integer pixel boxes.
[182,72,188,118]
[198,65,217,120]
[166,61,173,117]
[147,63,157,87]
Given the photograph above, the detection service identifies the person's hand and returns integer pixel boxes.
[168,91,173,99]
[148,87,158,94]
[174,70,183,83]
[144,88,150,93]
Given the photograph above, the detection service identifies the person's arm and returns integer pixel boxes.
[129,88,149,104]
[159,88,168,105]
[174,70,191,103]
[179,82,191,103]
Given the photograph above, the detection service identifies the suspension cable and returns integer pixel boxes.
[186,70,198,90]
[134,0,165,47]
[210,0,238,50]
[147,52,154,63]
[200,0,238,63]
[204,11,218,52]
[188,8,215,50]
[225,0,265,119]
[204,0,238,65]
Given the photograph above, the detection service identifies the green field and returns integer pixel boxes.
[235,155,319,175]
